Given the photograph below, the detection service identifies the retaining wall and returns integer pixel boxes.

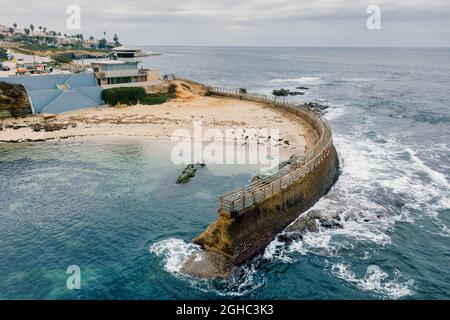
[194,88,340,264]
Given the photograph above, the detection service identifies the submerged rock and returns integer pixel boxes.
[303,102,329,115]
[285,210,343,234]
[176,163,206,184]
[272,89,290,96]
[272,88,305,96]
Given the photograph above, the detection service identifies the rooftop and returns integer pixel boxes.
[112,46,138,52]
[92,60,138,65]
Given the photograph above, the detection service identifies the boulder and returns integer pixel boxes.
[176,163,205,184]
[303,102,329,114]
[285,210,343,234]
[289,91,305,96]
[272,89,305,96]
[272,89,290,96]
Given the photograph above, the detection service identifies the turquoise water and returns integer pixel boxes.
[1,48,449,299]
[0,139,260,299]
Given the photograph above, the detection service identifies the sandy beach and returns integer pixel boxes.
[0,94,316,161]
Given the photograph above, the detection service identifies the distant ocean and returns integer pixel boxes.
[0,47,449,299]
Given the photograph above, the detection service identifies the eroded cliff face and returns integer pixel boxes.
[185,146,339,276]
[0,81,32,118]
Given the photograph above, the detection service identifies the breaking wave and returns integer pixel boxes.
[150,107,448,299]
[263,129,449,298]
[150,238,203,274]
[269,77,323,84]
[331,263,415,299]
[150,238,264,296]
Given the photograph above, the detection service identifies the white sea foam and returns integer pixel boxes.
[331,263,415,299]
[151,123,448,297]
[150,238,264,296]
[404,146,450,190]
[264,130,448,297]
[149,238,203,273]
[324,106,345,121]
[269,77,322,83]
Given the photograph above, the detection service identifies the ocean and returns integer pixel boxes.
[0,47,449,299]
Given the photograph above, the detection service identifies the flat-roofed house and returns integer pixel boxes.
[111,46,138,58]
[92,60,160,87]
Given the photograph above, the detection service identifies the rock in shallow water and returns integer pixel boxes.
[272,88,305,96]
[176,163,206,184]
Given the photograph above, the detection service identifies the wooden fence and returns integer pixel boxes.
[208,87,334,215]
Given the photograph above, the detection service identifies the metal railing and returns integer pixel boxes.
[208,87,334,215]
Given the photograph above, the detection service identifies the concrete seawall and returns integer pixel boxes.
[195,146,338,264]
[182,88,339,277]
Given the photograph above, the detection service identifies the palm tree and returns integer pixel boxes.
[13,23,17,28]
[30,24,34,33]
[38,26,42,31]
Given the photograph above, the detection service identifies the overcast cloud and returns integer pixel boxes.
[1,0,449,46]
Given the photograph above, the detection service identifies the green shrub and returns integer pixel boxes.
[140,94,168,105]
[102,87,167,106]
[101,89,118,106]
[0,48,8,61]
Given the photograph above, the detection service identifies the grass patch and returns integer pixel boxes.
[101,87,167,106]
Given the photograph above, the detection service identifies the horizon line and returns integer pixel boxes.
[129,44,450,48]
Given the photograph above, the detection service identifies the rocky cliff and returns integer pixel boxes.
[0,81,32,118]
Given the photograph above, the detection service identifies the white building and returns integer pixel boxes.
[58,37,79,46]
[13,28,25,35]
[0,24,10,36]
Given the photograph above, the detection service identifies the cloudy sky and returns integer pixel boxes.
[1,0,449,46]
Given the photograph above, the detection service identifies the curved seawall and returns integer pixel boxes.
[183,88,340,276]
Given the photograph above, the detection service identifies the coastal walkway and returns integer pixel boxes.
[208,87,333,217]
[184,87,339,275]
